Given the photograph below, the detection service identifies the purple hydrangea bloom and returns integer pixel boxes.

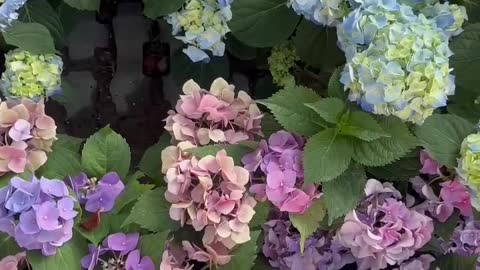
[66,172,125,213]
[0,175,78,256]
[335,179,434,270]
[242,131,319,214]
[262,219,355,270]
[81,233,154,270]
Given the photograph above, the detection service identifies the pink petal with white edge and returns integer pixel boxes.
[198,155,220,173]
[233,166,249,186]
[216,220,232,238]
[230,226,250,244]
[237,204,255,223]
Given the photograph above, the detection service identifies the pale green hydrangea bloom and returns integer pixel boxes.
[458,132,480,210]
[1,49,63,99]
[341,14,454,124]
[268,43,298,88]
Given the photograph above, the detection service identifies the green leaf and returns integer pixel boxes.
[430,254,477,270]
[113,174,154,214]
[305,98,346,124]
[143,0,184,19]
[171,48,230,88]
[140,230,171,269]
[450,23,480,90]
[289,200,326,252]
[63,0,99,10]
[122,187,179,232]
[225,33,257,60]
[435,210,460,242]
[367,149,421,182]
[304,129,353,183]
[328,67,347,100]
[340,111,390,141]
[37,135,83,179]
[261,86,324,136]
[353,116,417,167]
[81,126,131,179]
[322,163,366,225]
[294,20,345,71]
[0,235,21,258]
[415,114,474,168]
[250,202,271,229]
[218,230,261,270]
[261,113,283,138]
[19,0,65,47]
[447,86,480,124]
[229,0,300,47]
[28,235,86,270]
[3,22,56,54]
[185,143,257,165]
[75,214,112,246]
[252,256,272,270]
[139,134,171,182]
[464,0,480,23]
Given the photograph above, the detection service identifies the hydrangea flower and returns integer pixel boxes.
[165,78,262,146]
[262,218,355,270]
[419,150,440,175]
[0,98,57,175]
[0,176,78,256]
[340,16,454,123]
[162,144,258,266]
[268,43,298,88]
[66,172,125,213]
[457,132,480,211]
[336,179,433,270]
[166,0,233,62]
[0,252,25,270]
[243,131,319,214]
[420,2,468,38]
[287,0,350,26]
[160,241,195,270]
[0,0,27,31]
[410,177,472,222]
[81,232,154,270]
[1,50,63,99]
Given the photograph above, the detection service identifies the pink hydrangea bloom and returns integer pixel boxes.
[165,78,262,146]
[410,177,472,222]
[0,252,25,270]
[162,144,257,261]
[0,98,56,175]
[336,179,434,270]
[419,150,440,175]
[242,131,319,214]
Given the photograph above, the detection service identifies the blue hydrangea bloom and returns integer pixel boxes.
[288,0,351,26]
[166,0,233,63]
[0,0,27,31]
[338,0,460,124]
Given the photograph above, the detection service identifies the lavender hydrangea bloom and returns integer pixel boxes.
[262,219,355,270]
[66,172,125,213]
[336,179,434,270]
[81,233,154,270]
[0,176,78,256]
[0,0,27,31]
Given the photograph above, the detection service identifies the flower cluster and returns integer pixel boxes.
[1,50,63,99]
[410,177,472,222]
[262,218,355,270]
[420,2,468,38]
[262,219,355,270]
[166,0,233,62]
[66,172,125,213]
[0,98,57,175]
[336,179,434,270]
[457,132,480,211]
[243,131,318,214]
[81,233,154,270]
[0,252,25,270]
[288,0,350,26]
[268,43,298,88]
[337,0,463,124]
[165,78,262,146]
[162,144,256,253]
[0,176,78,256]
[0,0,27,31]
